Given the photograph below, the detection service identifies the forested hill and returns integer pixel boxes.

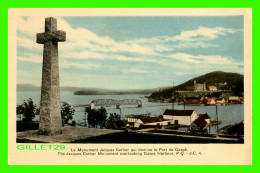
[175,71,243,92]
[149,71,244,100]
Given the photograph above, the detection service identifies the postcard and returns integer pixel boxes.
[8,8,252,165]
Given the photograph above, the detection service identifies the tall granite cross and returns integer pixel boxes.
[37,17,66,135]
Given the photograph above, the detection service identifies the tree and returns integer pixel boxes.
[61,102,75,124]
[85,107,107,128]
[16,98,39,122]
[85,107,96,127]
[105,113,121,129]
[16,105,24,121]
[98,106,107,128]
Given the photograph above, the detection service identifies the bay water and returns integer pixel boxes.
[17,91,244,132]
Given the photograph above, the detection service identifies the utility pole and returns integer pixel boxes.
[172,81,174,110]
[120,108,122,117]
[183,98,185,110]
[209,114,211,134]
[216,104,218,131]
[84,107,87,127]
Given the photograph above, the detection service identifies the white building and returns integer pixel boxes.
[194,80,207,91]
[128,117,138,123]
[133,117,168,128]
[163,109,198,126]
[216,98,225,104]
[208,86,218,91]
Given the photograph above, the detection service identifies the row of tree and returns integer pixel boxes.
[16,98,75,125]
[17,98,124,129]
[85,107,124,129]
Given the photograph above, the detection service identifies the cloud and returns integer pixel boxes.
[125,37,164,44]
[56,17,158,56]
[18,16,160,59]
[168,53,243,66]
[17,53,42,63]
[17,16,46,37]
[172,27,238,41]
[60,59,100,69]
[89,42,159,56]
[61,50,106,60]
[17,35,42,50]
[175,72,198,76]
[172,41,218,49]
[122,69,148,74]
[17,16,243,89]
[124,26,240,46]
[17,17,240,66]
[154,45,174,52]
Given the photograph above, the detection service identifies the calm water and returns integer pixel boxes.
[17,91,244,132]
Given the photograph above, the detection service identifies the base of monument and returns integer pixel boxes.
[38,129,63,136]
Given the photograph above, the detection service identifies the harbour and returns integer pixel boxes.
[17,90,244,133]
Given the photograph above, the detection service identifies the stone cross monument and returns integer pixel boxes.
[37,17,66,135]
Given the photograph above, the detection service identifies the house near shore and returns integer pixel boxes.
[133,117,169,128]
[199,113,210,125]
[228,96,241,104]
[128,117,138,124]
[190,113,211,131]
[206,98,216,105]
[127,114,151,125]
[190,116,208,131]
[208,86,218,91]
[163,109,199,126]
[216,98,225,104]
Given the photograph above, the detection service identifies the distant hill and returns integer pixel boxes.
[74,89,152,95]
[148,71,244,100]
[17,84,40,92]
[61,86,112,92]
[17,84,161,95]
[17,84,114,92]
[17,71,243,97]
[73,86,172,95]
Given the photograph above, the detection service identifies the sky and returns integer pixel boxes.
[17,16,244,89]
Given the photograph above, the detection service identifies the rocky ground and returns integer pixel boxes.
[17,126,123,143]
